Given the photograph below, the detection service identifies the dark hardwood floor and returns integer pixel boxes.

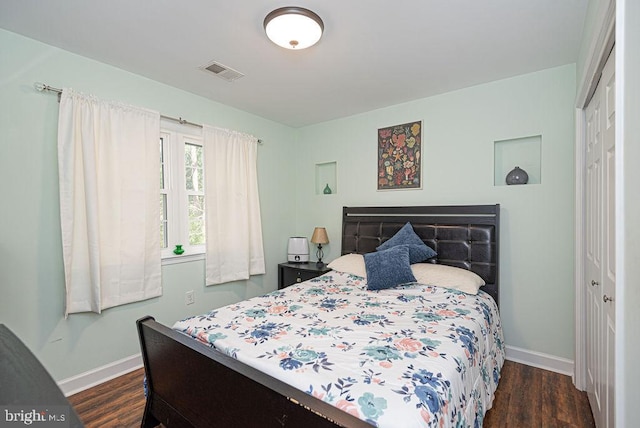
[68,368,146,428]
[68,360,595,427]
[483,361,595,428]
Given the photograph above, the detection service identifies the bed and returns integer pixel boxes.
[137,204,503,427]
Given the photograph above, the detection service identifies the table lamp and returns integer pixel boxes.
[310,227,329,267]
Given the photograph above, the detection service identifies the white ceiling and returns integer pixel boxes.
[0,0,588,128]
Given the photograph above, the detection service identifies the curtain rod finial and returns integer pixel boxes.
[34,82,46,92]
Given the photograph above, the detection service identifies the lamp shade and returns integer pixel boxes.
[264,7,324,50]
[311,227,329,244]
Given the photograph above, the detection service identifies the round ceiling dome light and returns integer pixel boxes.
[264,7,324,50]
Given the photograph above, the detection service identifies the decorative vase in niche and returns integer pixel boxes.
[173,244,185,255]
[323,183,332,194]
[505,166,529,185]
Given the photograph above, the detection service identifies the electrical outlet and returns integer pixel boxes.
[185,290,195,305]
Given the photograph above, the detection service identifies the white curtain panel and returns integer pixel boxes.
[203,125,265,285]
[57,89,162,316]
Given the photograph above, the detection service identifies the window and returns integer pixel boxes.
[160,120,205,259]
[185,143,205,245]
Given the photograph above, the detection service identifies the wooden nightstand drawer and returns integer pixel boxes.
[278,262,331,289]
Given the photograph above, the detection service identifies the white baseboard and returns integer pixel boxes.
[505,345,574,377]
[58,353,143,397]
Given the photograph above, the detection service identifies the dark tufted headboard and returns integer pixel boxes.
[341,205,500,306]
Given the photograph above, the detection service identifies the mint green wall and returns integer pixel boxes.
[0,27,579,383]
[0,29,296,381]
[295,65,577,360]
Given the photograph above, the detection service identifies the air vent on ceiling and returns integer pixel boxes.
[201,60,244,82]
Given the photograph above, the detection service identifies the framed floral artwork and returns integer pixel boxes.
[377,121,422,190]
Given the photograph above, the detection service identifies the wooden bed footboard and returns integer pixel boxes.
[136,316,372,428]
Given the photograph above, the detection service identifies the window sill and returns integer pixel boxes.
[162,252,205,266]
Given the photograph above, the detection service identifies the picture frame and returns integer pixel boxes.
[377,120,422,190]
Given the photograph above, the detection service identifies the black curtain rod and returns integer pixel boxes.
[34,82,263,144]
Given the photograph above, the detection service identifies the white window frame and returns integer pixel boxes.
[160,119,206,262]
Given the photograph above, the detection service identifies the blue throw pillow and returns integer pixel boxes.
[364,245,417,290]
[376,222,437,263]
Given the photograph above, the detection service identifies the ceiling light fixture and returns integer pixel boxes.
[264,6,324,50]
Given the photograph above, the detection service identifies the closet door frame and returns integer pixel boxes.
[574,0,615,392]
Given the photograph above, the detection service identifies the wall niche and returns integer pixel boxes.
[315,161,337,195]
[494,135,541,186]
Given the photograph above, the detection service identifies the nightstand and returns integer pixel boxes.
[278,262,332,289]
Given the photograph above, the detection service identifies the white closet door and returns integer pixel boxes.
[600,47,615,428]
[585,72,603,425]
[585,47,615,428]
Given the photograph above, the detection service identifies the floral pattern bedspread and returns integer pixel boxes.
[173,271,505,428]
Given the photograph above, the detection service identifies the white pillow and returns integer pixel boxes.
[411,263,485,294]
[327,253,367,278]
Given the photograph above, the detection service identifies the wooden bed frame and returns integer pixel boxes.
[137,204,499,427]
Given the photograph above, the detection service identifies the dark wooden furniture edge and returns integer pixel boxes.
[0,324,83,427]
[137,316,372,428]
